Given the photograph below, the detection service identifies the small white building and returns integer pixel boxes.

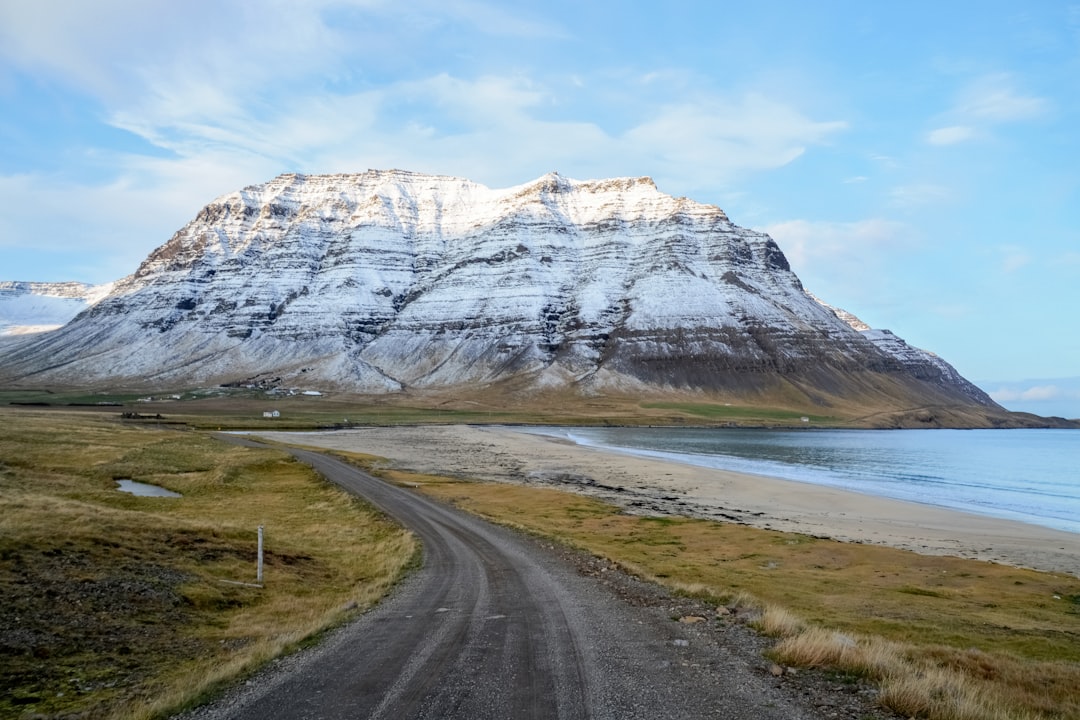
[263,410,281,418]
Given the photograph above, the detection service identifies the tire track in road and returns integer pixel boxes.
[189,439,821,720]
[212,442,591,719]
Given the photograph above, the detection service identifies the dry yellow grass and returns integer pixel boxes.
[0,409,417,719]
[772,626,904,677]
[353,468,1080,720]
[752,605,808,638]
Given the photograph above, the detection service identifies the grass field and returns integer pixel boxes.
[639,401,838,424]
[0,409,417,719]
[4,403,1078,720]
[337,453,1080,720]
[0,386,863,430]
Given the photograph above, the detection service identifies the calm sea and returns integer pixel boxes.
[522,427,1080,535]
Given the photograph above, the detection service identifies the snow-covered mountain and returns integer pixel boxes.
[0,281,114,336]
[0,170,997,412]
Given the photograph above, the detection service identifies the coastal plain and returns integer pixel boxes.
[258,424,1080,577]
[4,407,1079,719]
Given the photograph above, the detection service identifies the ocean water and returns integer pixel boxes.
[522,427,1080,535]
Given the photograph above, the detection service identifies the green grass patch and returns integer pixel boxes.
[0,388,157,406]
[639,401,836,424]
[0,408,417,719]
[6,384,864,430]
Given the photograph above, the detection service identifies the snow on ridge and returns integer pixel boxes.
[0,280,116,336]
[806,289,992,403]
[0,170,995,410]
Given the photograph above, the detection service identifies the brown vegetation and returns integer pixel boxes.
[351,460,1080,720]
[0,409,416,719]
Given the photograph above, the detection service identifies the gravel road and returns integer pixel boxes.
[181,443,884,720]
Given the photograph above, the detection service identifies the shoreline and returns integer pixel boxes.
[257,425,1080,577]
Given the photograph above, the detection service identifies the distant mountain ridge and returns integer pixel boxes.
[0,281,114,336]
[0,170,1012,424]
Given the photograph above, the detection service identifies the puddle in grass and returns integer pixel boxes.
[116,479,182,498]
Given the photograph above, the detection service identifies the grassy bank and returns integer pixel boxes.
[0,409,417,719]
[340,453,1080,720]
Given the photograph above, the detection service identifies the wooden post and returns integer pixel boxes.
[257,525,264,585]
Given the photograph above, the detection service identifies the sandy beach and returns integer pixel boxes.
[257,425,1080,577]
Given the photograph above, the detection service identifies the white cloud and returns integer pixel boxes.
[926,125,976,146]
[0,148,282,282]
[923,74,1050,149]
[0,1,347,102]
[919,74,1049,158]
[889,184,953,208]
[0,1,853,282]
[869,154,899,169]
[760,218,919,322]
[3,57,852,282]
[929,303,972,320]
[989,385,1063,402]
[956,74,1049,122]
[1,0,850,189]
[762,218,911,272]
[986,380,1080,418]
[998,245,1032,273]
[624,94,847,188]
[436,0,566,38]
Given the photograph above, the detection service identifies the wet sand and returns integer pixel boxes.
[256,425,1080,577]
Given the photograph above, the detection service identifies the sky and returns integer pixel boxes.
[1,1,1078,417]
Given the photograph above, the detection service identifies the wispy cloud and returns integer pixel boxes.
[990,384,1064,402]
[623,94,848,187]
[929,303,972,320]
[0,0,852,281]
[762,218,911,274]
[436,0,567,38]
[761,218,920,322]
[0,1,348,100]
[926,125,976,146]
[924,73,1049,146]
[889,184,953,208]
[956,73,1050,122]
[986,378,1080,418]
[869,154,899,169]
[0,2,848,183]
[997,245,1032,274]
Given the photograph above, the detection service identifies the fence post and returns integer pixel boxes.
[257,525,264,585]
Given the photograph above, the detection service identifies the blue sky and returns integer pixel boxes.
[1,1,1078,416]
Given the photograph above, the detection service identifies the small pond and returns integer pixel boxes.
[115,479,182,498]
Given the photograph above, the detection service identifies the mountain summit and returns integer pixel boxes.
[0,170,1003,421]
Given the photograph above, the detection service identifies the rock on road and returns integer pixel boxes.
[184,442,825,720]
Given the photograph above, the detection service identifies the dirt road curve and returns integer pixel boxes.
[185,443,825,720]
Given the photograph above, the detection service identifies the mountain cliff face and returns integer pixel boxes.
[0,170,997,411]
